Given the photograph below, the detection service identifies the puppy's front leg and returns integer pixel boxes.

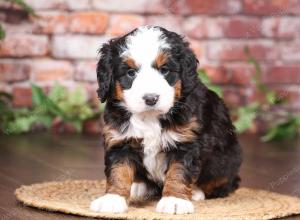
[90,161,135,213]
[156,161,194,214]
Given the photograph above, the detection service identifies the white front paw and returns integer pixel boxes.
[156,196,194,214]
[130,182,147,199]
[90,193,128,213]
[192,188,205,201]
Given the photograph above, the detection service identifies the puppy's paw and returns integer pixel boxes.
[90,193,127,213]
[130,182,147,199]
[156,196,194,214]
[192,188,205,201]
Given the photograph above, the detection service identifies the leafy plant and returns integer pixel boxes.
[0,25,5,40]
[0,0,35,40]
[198,69,223,98]
[0,83,103,134]
[262,116,300,142]
[233,102,259,133]
[232,47,300,141]
[31,83,100,132]
[198,47,300,142]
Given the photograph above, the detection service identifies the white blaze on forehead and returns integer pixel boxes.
[122,26,170,65]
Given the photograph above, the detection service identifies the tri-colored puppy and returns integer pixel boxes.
[90,26,242,215]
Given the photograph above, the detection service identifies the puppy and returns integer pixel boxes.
[90,26,242,215]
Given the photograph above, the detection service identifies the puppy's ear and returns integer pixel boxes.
[180,43,199,94]
[97,42,113,103]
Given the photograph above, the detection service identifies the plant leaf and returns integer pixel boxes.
[262,116,300,142]
[233,102,259,133]
[198,69,223,98]
[0,24,5,40]
[6,0,36,16]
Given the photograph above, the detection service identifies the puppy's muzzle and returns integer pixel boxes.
[143,94,159,106]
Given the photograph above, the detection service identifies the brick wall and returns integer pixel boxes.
[0,0,300,111]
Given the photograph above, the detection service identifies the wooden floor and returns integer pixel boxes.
[0,133,299,220]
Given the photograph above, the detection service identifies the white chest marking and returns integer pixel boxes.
[127,114,167,182]
[107,114,189,182]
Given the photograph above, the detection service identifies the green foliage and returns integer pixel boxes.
[198,69,223,98]
[233,46,300,142]
[7,0,36,16]
[0,0,35,40]
[0,92,42,134]
[233,102,259,133]
[198,47,300,142]
[262,116,300,142]
[0,24,5,40]
[31,83,100,132]
[0,84,103,134]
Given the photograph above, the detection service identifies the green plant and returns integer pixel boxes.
[0,84,103,134]
[233,47,300,141]
[262,116,300,142]
[0,91,43,134]
[197,48,300,142]
[198,69,223,98]
[31,83,101,132]
[0,0,35,40]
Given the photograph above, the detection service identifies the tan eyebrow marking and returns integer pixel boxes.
[124,57,138,69]
[155,52,169,69]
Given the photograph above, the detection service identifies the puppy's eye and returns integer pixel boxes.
[160,66,169,75]
[127,69,136,78]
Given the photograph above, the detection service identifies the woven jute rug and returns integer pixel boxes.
[15,180,300,220]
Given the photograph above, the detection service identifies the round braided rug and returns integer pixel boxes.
[15,180,300,220]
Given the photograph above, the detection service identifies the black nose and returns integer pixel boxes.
[143,94,159,106]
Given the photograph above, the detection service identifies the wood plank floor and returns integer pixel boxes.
[0,133,299,220]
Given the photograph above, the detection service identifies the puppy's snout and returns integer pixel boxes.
[143,94,159,106]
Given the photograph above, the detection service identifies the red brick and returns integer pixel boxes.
[12,86,32,107]
[0,60,30,83]
[184,17,207,39]
[218,17,261,38]
[26,0,91,10]
[262,17,300,38]
[223,87,249,107]
[170,0,241,15]
[107,14,145,36]
[1,22,33,35]
[185,16,260,39]
[30,59,73,81]
[243,0,300,15]
[281,41,300,62]
[52,35,109,59]
[189,40,204,60]
[69,12,108,34]
[25,0,67,9]
[207,41,278,61]
[203,64,255,85]
[92,0,166,13]
[32,12,68,34]
[0,34,49,57]
[74,61,97,82]
[263,65,300,84]
[65,0,91,10]
[146,15,183,34]
[269,86,300,109]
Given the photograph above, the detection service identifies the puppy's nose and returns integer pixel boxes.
[143,94,159,106]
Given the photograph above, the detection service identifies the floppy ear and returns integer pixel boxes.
[96,42,113,103]
[180,43,199,95]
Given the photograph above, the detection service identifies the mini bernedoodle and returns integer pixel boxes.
[90,26,242,215]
